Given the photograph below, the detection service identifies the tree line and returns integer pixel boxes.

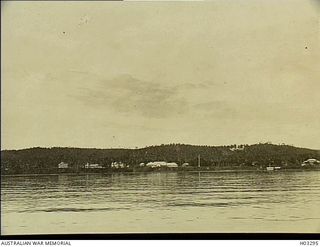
[1,143,320,174]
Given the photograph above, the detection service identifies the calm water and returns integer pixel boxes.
[2,171,320,234]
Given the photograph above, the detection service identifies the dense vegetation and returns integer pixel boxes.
[1,143,320,174]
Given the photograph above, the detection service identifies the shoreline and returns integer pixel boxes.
[2,168,320,177]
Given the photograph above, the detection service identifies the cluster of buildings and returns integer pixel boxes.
[57,158,320,171]
[142,161,179,168]
[111,162,128,169]
[265,158,320,171]
[57,161,186,170]
[58,162,104,169]
[138,162,190,168]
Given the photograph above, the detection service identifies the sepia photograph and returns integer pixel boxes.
[1,0,320,236]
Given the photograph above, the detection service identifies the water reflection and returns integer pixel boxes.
[2,171,320,234]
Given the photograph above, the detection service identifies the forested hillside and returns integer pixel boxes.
[1,143,320,174]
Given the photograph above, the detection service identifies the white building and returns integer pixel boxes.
[146,161,166,168]
[166,162,178,168]
[181,163,190,167]
[85,163,103,169]
[111,162,127,169]
[301,158,320,167]
[58,162,68,169]
[146,161,178,168]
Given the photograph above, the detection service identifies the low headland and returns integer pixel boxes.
[1,143,320,175]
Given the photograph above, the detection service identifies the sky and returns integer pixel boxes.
[1,0,320,150]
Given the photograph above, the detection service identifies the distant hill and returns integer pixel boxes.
[1,143,320,174]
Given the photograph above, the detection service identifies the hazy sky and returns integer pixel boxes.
[2,0,320,150]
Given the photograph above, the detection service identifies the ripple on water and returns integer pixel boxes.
[2,171,320,234]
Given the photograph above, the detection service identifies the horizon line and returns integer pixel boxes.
[1,142,319,152]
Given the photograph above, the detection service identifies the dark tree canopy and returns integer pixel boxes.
[1,143,320,174]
